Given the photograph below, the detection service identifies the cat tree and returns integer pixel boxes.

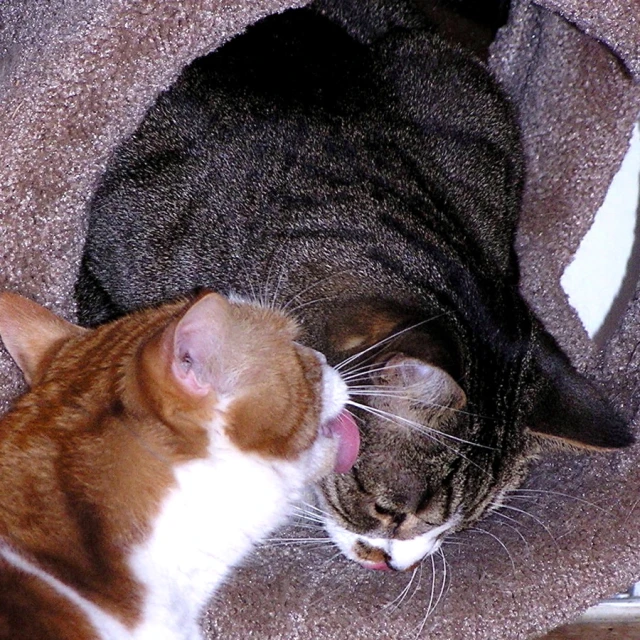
[0,0,639,637]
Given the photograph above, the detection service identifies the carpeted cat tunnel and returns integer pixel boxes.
[1,1,639,638]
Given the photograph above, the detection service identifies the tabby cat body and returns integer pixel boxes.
[0,291,355,639]
[76,0,633,572]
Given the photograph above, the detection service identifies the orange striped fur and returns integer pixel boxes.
[0,291,348,639]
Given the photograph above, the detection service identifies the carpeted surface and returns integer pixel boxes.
[1,1,639,638]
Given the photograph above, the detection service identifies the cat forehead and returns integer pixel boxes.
[225,295,300,340]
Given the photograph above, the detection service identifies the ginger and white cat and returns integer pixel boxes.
[0,291,359,640]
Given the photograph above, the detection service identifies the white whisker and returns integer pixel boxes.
[340,362,412,382]
[347,386,486,421]
[491,512,530,550]
[322,550,345,569]
[384,566,419,613]
[262,537,334,548]
[291,518,324,529]
[299,501,331,518]
[431,549,448,620]
[349,400,493,478]
[282,268,355,312]
[336,317,447,373]
[423,553,437,625]
[507,488,605,513]
[291,507,326,523]
[492,503,559,550]
[308,581,348,608]
[347,400,495,472]
[469,526,516,574]
[288,294,342,315]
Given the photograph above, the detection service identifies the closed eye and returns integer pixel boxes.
[373,503,394,516]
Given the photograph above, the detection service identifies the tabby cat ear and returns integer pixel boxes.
[0,292,87,385]
[526,333,634,450]
[169,293,231,397]
[377,354,466,409]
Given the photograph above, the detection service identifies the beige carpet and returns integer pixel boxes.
[1,0,640,637]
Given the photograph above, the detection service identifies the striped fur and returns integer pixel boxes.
[0,292,348,638]
[76,0,632,572]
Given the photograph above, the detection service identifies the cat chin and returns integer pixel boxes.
[322,516,460,571]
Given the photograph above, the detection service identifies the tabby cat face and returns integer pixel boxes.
[315,305,631,571]
[316,353,527,571]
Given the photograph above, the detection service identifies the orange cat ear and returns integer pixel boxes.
[0,292,87,385]
[169,293,231,397]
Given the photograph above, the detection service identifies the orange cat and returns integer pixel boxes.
[0,291,359,640]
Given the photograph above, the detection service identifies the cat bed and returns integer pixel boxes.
[1,0,639,638]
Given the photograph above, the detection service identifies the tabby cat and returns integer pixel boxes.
[0,291,357,639]
[76,0,633,573]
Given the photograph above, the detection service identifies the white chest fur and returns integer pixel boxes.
[0,445,311,640]
[129,446,307,640]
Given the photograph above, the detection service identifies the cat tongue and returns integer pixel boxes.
[326,411,360,473]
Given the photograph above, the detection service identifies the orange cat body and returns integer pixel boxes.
[0,292,355,639]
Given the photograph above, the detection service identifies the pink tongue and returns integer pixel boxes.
[326,411,360,473]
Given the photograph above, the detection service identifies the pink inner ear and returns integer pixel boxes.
[171,358,212,397]
[169,293,231,397]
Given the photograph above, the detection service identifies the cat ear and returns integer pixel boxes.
[526,333,633,450]
[168,292,232,398]
[328,299,409,354]
[0,292,87,385]
[377,354,466,409]
[327,299,461,377]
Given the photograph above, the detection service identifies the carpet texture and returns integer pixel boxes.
[1,1,639,638]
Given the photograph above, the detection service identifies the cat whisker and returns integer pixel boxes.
[269,246,294,312]
[622,496,640,528]
[260,236,294,312]
[292,515,322,531]
[348,390,430,402]
[292,503,325,517]
[383,565,419,614]
[287,294,342,316]
[468,526,517,574]
[348,388,485,421]
[291,513,325,526]
[308,581,349,608]
[321,550,345,569]
[506,488,606,513]
[349,400,494,478]
[262,536,334,548]
[281,268,355,312]
[347,387,488,422]
[335,317,447,373]
[262,536,332,542]
[289,506,326,523]
[431,550,448,615]
[348,399,494,452]
[415,553,439,636]
[400,563,425,611]
[404,561,425,611]
[298,500,332,519]
[490,512,530,550]
[491,503,560,551]
[339,361,410,382]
